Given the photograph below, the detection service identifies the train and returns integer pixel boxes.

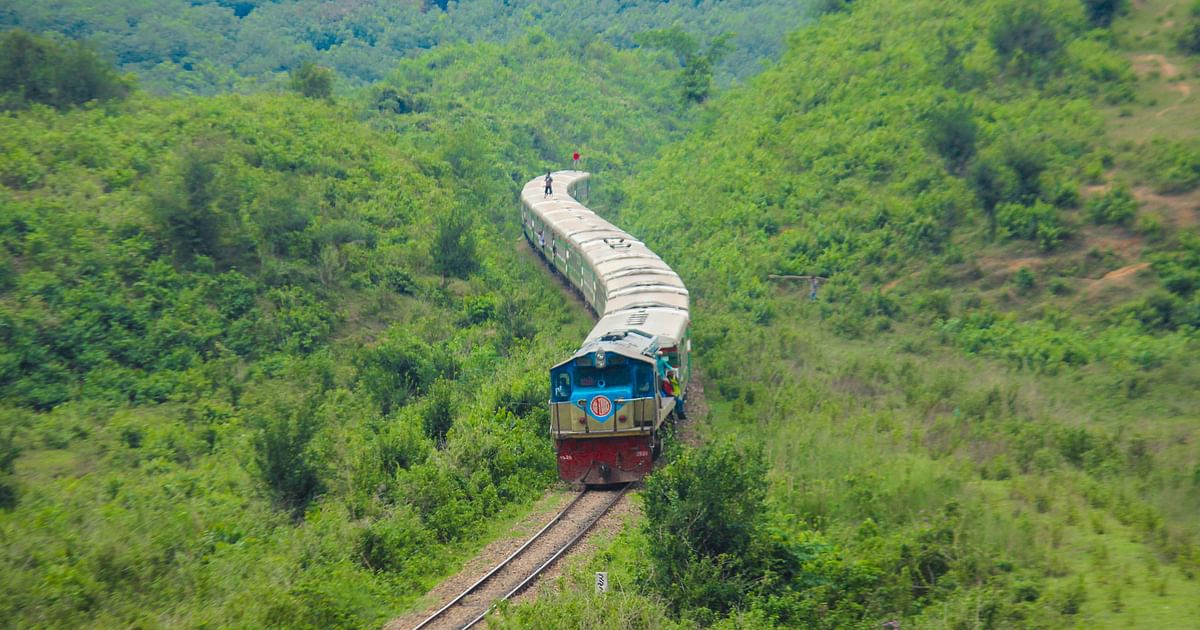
[519,171,690,485]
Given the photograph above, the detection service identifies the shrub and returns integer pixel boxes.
[432,206,478,283]
[149,139,244,264]
[643,441,768,613]
[1133,139,1200,193]
[356,330,435,416]
[1013,267,1037,291]
[997,201,1067,250]
[991,1,1063,79]
[0,425,18,509]
[1086,184,1138,226]
[421,379,455,446]
[253,398,324,514]
[356,508,435,573]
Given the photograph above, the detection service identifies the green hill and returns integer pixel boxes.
[3,0,1199,628]
[498,0,1200,627]
[0,29,695,628]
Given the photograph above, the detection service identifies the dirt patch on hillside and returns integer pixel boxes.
[1086,232,1143,260]
[1102,261,1151,281]
[1134,186,1200,228]
[881,271,921,293]
[1133,54,1180,79]
[1084,262,1152,296]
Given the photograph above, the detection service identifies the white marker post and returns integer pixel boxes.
[595,571,608,594]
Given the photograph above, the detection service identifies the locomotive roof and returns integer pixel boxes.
[522,171,689,347]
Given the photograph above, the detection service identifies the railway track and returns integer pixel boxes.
[410,484,631,630]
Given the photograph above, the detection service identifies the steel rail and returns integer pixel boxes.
[461,483,632,629]
[411,489,592,630]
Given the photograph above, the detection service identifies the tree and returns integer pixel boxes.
[149,139,238,263]
[0,29,130,110]
[1179,1,1200,54]
[432,206,477,284]
[926,101,977,174]
[289,61,333,100]
[642,441,769,613]
[1081,0,1127,28]
[635,27,731,104]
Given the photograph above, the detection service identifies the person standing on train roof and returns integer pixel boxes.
[544,171,553,198]
[572,151,580,168]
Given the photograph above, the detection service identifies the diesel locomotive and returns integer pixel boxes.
[519,171,690,485]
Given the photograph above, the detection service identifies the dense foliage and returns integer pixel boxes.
[0,0,813,94]
[0,29,132,110]
[4,0,1200,627]
[0,27,695,626]
[506,0,1200,627]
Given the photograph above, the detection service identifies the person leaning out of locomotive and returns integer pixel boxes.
[655,351,677,397]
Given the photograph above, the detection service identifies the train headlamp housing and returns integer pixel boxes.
[594,351,606,368]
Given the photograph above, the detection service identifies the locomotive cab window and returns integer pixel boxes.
[552,371,572,402]
[635,365,654,396]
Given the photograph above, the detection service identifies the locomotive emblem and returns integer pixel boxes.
[589,396,612,419]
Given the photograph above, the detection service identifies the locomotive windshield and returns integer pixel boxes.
[574,366,631,387]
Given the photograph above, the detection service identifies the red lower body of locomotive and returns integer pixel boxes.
[556,435,654,485]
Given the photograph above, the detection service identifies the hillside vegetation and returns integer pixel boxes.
[0,29,691,628]
[499,0,1200,627]
[3,0,1199,628]
[0,0,810,94]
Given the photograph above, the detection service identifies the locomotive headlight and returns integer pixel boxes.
[595,351,606,368]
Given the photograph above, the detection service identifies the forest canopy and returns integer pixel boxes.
[0,29,132,110]
[0,0,814,94]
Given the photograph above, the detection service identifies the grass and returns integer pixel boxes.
[1103,0,1200,142]
[689,289,1200,627]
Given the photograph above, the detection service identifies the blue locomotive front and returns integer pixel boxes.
[549,339,664,483]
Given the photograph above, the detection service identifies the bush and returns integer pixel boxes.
[253,397,324,514]
[1133,139,1200,194]
[1013,267,1037,292]
[991,1,1063,79]
[997,201,1067,250]
[0,425,19,509]
[926,101,977,174]
[432,206,478,283]
[421,379,455,446]
[642,441,768,613]
[149,139,242,264]
[356,330,435,416]
[1086,184,1138,226]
